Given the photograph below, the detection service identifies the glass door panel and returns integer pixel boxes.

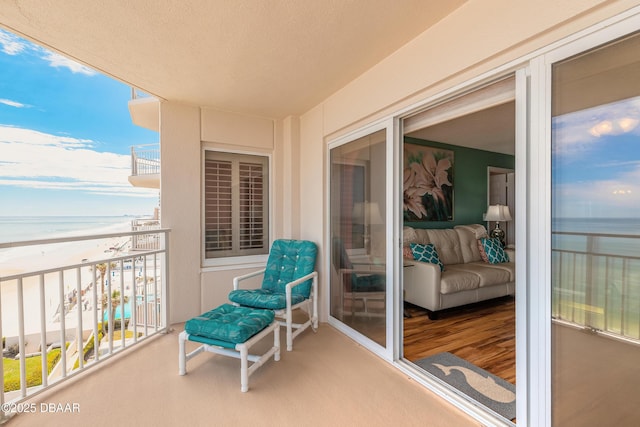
[329,128,387,347]
[551,31,640,425]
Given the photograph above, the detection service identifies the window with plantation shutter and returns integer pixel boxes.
[204,151,269,259]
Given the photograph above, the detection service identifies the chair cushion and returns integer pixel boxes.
[351,273,386,292]
[184,304,275,344]
[262,239,317,298]
[228,289,306,310]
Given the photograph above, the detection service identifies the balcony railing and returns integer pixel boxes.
[131,144,160,176]
[552,231,640,342]
[131,219,161,251]
[0,229,170,410]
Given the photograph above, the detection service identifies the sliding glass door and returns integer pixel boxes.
[550,30,640,425]
[328,125,391,352]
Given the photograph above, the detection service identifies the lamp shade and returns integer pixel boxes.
[367,202,384,225]
[484,204,512,222]
[353,202,383,224]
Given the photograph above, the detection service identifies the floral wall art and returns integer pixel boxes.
[403,143,454,221]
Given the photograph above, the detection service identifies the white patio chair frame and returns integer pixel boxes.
[178,321,280,392]
[233,270,318,351]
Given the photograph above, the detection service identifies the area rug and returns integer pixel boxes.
[414,352,516,420]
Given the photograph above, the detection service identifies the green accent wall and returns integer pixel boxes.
[404,137,514,229]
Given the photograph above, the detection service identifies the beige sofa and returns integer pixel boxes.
[403,224,515,318]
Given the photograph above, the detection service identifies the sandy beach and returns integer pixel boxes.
[0,222,135,339]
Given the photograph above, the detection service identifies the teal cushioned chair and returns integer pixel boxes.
[332,237,386,316]
[229,239,318,351]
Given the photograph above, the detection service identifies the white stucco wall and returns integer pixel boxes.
[299,105,326,319]
[160,101,201,324]
[165,106,314,319]
[201,107,273,150]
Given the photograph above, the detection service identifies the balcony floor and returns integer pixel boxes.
[5,323,478,426]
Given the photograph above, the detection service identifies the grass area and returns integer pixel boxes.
[111,330,138,340]
[5,330,144,391]
[3,348,62,392]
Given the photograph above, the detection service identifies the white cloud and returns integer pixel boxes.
[1,29,96,76]
[0,125,156,198]
[553,166,640,218]
[0,30,28,55]
[0,98,29,108]
[0,125,93,148]
[41,51,97,76]
[553,96,640,156]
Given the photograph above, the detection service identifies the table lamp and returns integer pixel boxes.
[484,204,512,246]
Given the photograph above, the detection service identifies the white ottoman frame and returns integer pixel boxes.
[179,321,280,392]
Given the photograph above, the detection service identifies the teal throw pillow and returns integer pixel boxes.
[410,243,444,272]
[480,238,510,264]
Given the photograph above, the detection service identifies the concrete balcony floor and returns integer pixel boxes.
[5,323,478,426]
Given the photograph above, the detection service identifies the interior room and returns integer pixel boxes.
[401,76,517,420]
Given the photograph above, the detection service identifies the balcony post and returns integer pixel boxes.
[162,231,170,330]
[585,235,595,329]
[131,146,137,176]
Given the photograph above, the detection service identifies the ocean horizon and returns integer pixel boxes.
[553,217,640,235]
[2,214,638,244]
[0,215,150,244]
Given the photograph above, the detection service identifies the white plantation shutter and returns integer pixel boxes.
[204,159,233,253]
[204,151,269,258]
[239,161,265,249]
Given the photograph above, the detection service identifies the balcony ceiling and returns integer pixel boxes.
[0,0,467,119]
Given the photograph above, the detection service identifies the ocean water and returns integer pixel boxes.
[0,216,138,243]
[552,217,640,257]
[553,217,640,236]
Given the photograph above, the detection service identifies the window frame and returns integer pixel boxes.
[201,146,272,268]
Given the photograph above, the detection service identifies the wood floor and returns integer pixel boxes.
[403,296,516,384]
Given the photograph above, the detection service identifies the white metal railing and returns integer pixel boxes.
[0,229,170,412]
[131,219,161,251]
[131,144,160,176]
[552,231,640,342]
[130,87,153,100]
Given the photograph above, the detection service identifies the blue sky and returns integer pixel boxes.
[0,29,159,217]
[552,96,640,218]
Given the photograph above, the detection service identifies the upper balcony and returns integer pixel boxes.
[127,89,159,132]
[128,144,160,189]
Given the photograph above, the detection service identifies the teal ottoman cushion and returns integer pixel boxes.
[185,304,275,345]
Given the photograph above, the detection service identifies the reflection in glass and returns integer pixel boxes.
[329,129,386,347]
[551,31,640,425]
